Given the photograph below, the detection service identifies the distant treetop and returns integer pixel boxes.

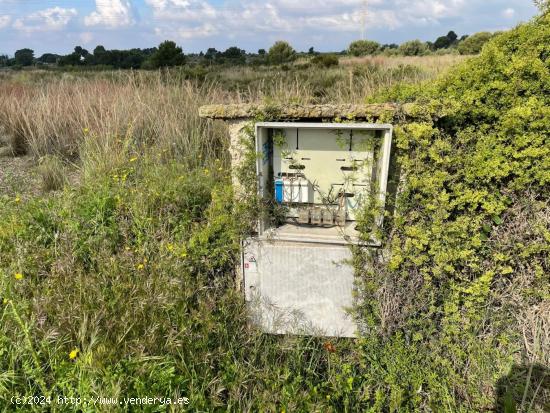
[348,40,380,56]
[267,41,296,65]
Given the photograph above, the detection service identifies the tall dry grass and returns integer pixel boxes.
[209,54,466,103]
[0,55,463,170]
[0,71,232,175]
[339,54,468,74]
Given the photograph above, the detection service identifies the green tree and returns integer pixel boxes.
[0,54,10,66]
[37,53,60,64]
[14,48,34,66]
[267,41,296,65]
[205,47,219,58]
[94,45,106,56]
[222,46,246,64]
[146,41,186,69]
[434,31,459,49]
[457,32,493,55]
[59,46,89,66]
[434,35,451,49]
[446,30,458,43]
[398,40,428,56]
[348,40,380,56]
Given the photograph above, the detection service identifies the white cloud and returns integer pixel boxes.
[0,15,10,29]
[391,0,466,26]
[155,22,218,40]
[146,0,217,21]
[502,7,515,18]
[84,0,135,28]
[13,7,77,33]
[143,0,474,41]
[145,0,399,40]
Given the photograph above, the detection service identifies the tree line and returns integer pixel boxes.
[0,30,496,70]
[348,31,496,57]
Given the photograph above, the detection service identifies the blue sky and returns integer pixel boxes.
[0,0,539,56]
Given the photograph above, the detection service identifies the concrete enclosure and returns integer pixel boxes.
[199,104,395,337]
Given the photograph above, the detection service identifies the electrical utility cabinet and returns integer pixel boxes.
[242,122,393,337]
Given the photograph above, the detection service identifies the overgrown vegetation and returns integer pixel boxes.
[0,11,548,413]
[0,55,463,162]
[355,11,550,411]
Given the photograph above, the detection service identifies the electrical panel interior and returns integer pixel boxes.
[256,123,392,236]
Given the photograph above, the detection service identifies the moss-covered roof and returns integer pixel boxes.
[198,103,409,120]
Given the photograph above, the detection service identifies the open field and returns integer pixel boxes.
[0,23,549,413]
[0,54,465,195]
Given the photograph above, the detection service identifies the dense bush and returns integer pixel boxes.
[14,48,34,66]
[398,40,428,56]
[433,30,458,49]
[457,31,494,55]
[311,54,339,68]
[348,40,380,56]
[357,11,550,411]
[267,41,296,65]
[144,41,186,69]
[398,40,429,56]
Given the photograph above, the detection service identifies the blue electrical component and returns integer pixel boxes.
[275,179,284,203]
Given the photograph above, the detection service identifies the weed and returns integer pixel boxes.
[38,154,66,192]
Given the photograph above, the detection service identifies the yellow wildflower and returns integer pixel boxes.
[69,349,79,360]
[137,263,144,270]
[83,128,89,134]
[14,273,23,280]
[15,196,21,203]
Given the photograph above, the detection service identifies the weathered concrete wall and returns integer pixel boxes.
[227,119,250,199]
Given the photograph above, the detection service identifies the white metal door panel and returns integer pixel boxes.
[243,239,356,337]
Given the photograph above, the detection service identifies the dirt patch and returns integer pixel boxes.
[0,152,41,199]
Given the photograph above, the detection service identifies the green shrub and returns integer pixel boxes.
[311,54,339,68]
[348,40,380,56]
[38,154,66,192]
[457,31,494,54]
[398,40,429,56]
[357,10,550,411]
[268,41,296,65]
[144,40,186,69]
